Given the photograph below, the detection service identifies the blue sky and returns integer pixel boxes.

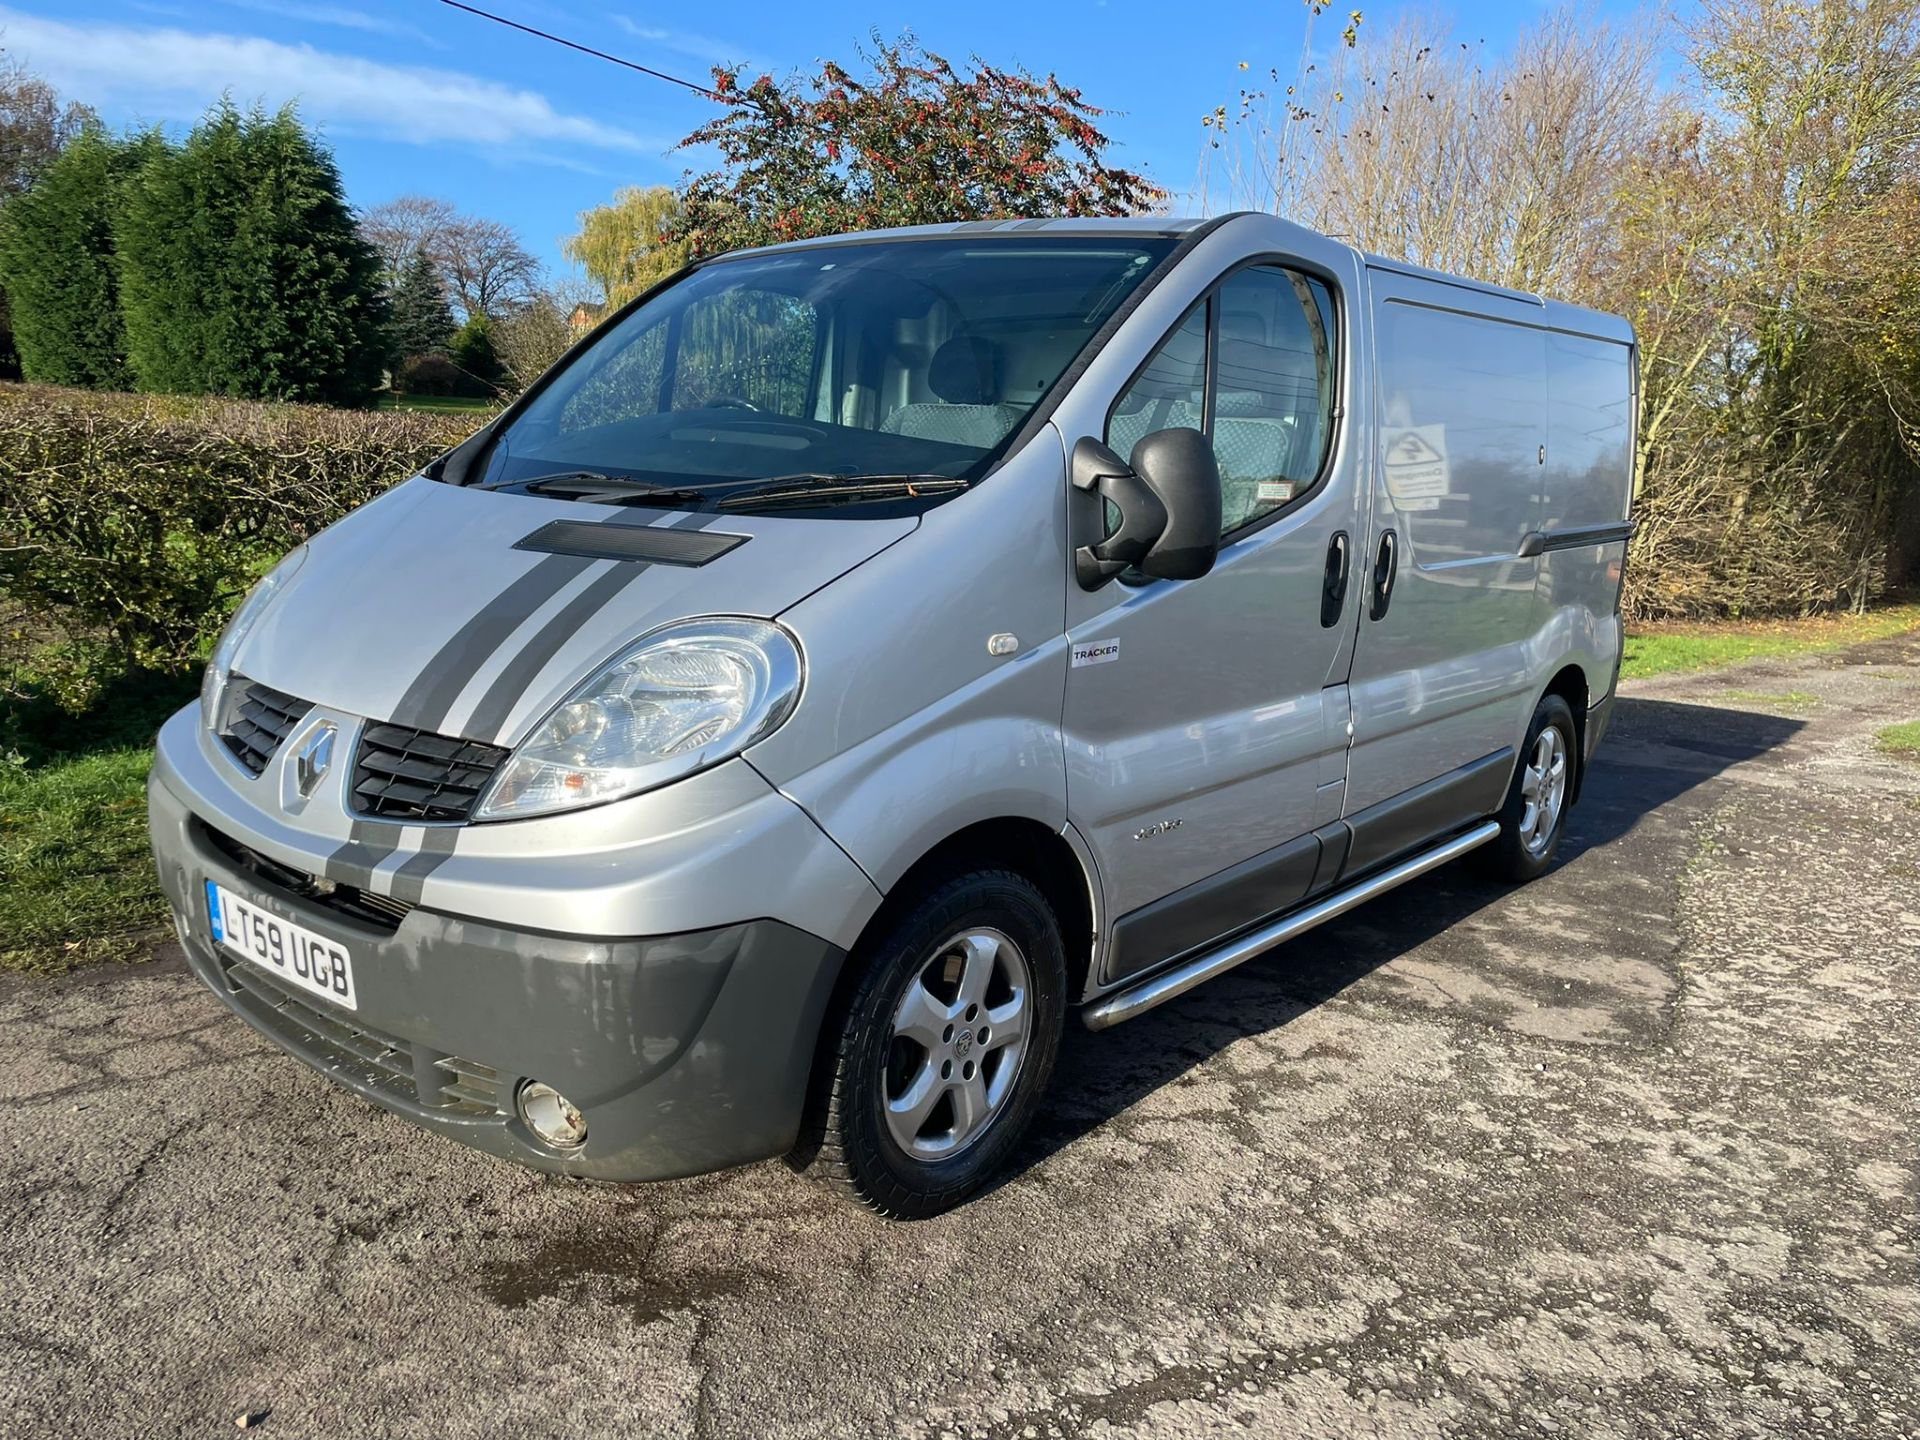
[0,0,1661,278]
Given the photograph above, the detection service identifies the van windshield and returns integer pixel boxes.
[476,236,1175,515]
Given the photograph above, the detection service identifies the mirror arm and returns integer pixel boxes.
[1070,437,1167,590]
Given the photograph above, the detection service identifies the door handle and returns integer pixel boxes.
[1368,529,1398,621]
[1320,530,1350,627]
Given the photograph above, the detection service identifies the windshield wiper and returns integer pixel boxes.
[497,469,968,512]
[718,474,970,511]
[504,471,715,506]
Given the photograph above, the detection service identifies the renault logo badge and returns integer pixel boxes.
[293,721,337,799]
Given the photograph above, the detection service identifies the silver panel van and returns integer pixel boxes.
[148,214,1634,1216]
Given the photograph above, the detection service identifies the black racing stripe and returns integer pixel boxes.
[327,514,714,890]
[323,821,392,889]
[461,562,641,742]
[325,556,594,883]
[584,506,678,527]
[598,505,705,528]
[463,511,719,744]
[613,506,719,538]
[385,826,461,908]
[387,553,596,733]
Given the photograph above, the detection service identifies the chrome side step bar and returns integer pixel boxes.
[1082,820,1502,1031]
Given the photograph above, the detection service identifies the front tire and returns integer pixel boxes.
[1483,694,1577,882]
[809,869,1066,1219]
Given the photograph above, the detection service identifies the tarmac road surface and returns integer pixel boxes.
[3,634,1917,1439]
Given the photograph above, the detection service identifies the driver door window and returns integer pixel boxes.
[1106,265,1337,538]
[1107,299,1207,465]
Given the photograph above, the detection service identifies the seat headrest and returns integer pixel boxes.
[928,336,1000,405]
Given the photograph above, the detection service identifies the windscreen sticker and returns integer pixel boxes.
[1071,638,1121,668]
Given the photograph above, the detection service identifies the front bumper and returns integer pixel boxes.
[150,767,848,1182]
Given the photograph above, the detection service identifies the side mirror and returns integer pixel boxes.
[1130,427,1222,581]
[1070,431,1222,589]
[1070,436,1165,589]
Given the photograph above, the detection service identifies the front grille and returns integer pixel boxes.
[351,723,509,823]
[199,821,414,934]
[216,951,500,1117]
[219,676,312,775]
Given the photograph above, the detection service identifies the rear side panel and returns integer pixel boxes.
[1345,271,1549,813]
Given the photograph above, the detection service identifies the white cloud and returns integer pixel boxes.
[0,6,665,156]
[212,0,446,49]
[611,14,765,71]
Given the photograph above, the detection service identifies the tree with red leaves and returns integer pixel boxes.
[670,34,1166,256]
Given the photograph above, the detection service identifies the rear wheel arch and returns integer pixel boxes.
[1542,664,1590,802]
[1480,690,1578,882]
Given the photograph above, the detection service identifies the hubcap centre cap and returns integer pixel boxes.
[953,1028,973,1059]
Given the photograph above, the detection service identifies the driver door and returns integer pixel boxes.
[1060,261,1363,985]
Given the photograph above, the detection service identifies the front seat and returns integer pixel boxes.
[879,336,1022,450]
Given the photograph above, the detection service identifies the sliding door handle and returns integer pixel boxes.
[1320,530,1350,627]
[1368,529,1398,621]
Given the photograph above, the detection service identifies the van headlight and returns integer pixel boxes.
[473,617,803,821]
[200,547,307,731]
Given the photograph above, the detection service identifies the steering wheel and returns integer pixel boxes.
[707,395,762,412]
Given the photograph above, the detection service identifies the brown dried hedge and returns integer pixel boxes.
[0,383,488,677]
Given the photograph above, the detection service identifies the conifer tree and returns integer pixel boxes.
[449,312,505,392]
[387,247,455,364]
[0,129,151,388]
[117,101,387,404]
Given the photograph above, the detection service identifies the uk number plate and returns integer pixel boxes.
[205,880,357,1011]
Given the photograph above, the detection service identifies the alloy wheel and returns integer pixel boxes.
[1519,725,1569,857]
[881,927,1031,1160]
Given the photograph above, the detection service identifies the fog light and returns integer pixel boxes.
[515,1080,587,1150]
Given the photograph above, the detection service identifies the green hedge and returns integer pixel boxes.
[0,381,486,688]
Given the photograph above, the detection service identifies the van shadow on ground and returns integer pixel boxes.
[999,696,1805,1189]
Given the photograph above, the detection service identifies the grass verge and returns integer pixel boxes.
[1877,721,1920,759]
[0,747,163,976]
[1622,602,1920,681]
[377,393,497,415]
